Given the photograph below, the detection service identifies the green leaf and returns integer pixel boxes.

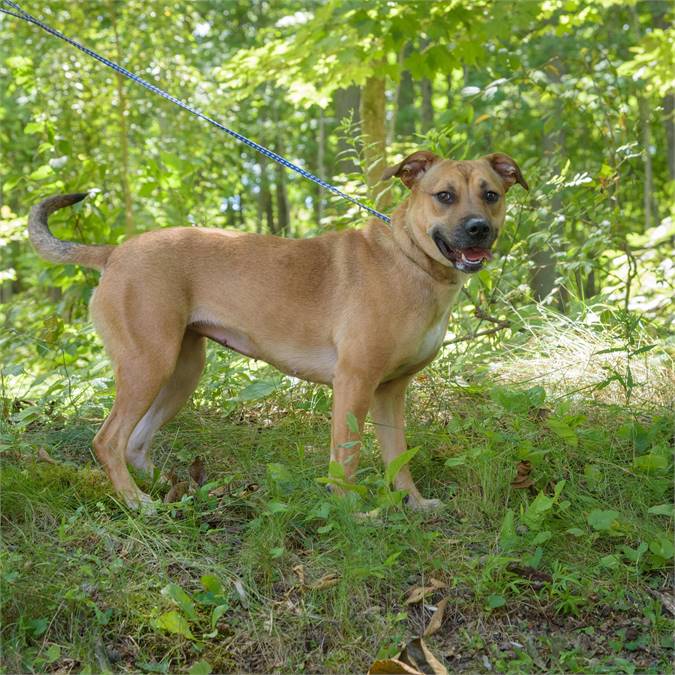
[648,503,674,517]
[270,546,285,558]
[346,411,359,433]
[487,594,506,609]
[633,454,668,472]
[522,492,554,530]
[649,536,674,560]
[444,454,467,468]
[599,554,620,569]
[384,447,419,485]
[499,508,518,551]
[236,379,279,401]
[587,509,619,531]
[29,164,54,180]
[266,501,289,514]
[24,121,44,135]
[45,644,61,663]
[154,610,194,640]
[211,603,229,630]
[200,575,223,595]
[547,418,578,447]
[188,660,212,675]
[161,584,197,621]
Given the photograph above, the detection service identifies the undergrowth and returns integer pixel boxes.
[1,331,673,673]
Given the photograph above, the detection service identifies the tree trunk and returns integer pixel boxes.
[420,78,434,133]
[275,161,290,236]
[334,85,361,174]
[360,71,390,209]
[663,92,675,181]
[638,93,655,230]
[259,158,275,234]
[394,44,415,138]
[530,60,565,307]
[110,2,134,235]
[315,108,325,225]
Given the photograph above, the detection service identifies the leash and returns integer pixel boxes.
[0,0,391,224]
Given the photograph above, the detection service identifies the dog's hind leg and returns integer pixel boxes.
[92,328,186,510]
[125,330,206,475]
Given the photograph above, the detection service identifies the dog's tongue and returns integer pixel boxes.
[462,248,492,262]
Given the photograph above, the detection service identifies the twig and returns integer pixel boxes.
[443,320,510,346]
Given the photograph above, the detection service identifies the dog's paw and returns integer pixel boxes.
[124,491,157,515]
[404,495,443,512]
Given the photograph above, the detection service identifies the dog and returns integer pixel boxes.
[28,150,527,510]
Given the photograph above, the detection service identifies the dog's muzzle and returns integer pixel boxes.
[431,229,493,273]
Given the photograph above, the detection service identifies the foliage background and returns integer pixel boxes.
[0,1,673,673]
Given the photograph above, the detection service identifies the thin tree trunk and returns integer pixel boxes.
[360,70,390,209]
[316,108,325,225]
[663,92,675,181]
[110,2,134,235]
[420,78,434,133]
[638,94,655,229]
[530,59,565,307]
[259,158,275,234]
[394,44,415,139]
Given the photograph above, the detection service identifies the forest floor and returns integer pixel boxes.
[1,365,674,674]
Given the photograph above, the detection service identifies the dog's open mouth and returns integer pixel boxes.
[432,232,492,273]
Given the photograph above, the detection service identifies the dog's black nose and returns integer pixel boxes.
[463,217,491,239]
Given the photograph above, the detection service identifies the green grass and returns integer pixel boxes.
[1,367,673,674]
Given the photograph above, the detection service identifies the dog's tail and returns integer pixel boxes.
[28,193,114,270]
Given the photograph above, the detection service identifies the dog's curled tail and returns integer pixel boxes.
[28,193,114,270]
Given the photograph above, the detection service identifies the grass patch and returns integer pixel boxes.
[1,370,673,673]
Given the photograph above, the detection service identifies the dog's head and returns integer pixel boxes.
[382,151,528,273]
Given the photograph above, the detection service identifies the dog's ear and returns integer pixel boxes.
[381,150,441,189]
[484,153,528,191]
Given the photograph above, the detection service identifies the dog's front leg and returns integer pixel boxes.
[371,376,442,511]
[330,366,378,486]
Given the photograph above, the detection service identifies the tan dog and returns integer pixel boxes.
[28,151,527,510]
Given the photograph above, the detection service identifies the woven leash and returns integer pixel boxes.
[0,0,391,224]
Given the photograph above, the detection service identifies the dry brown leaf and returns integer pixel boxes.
[37,448,57,464]
[164,481,189,503]
[423,597,449,637]
[188,456,207,486]
[511,460,534,489]
[399,638,448,675]
[165,467,179,486]
[292,564,305,586]
[368,658,422,674]
[404,579,447,605]
[208,484,228,497]
[308,572,339,590]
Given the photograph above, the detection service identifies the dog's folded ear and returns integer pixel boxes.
[483,153,529,191]
[381,151,441,189]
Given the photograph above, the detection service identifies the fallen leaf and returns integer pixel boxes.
[165,467,179,486]
[189,456,207,487]
[292,564,305,586]
[423,597,449,637]
[37,448,58,464]
[308,572,339,590]
[164,481,189,503]
[404,579,447,605]
[511,460,534,489]
[368,658,422,674]
[208,485,228,497]
[400,638,448,675]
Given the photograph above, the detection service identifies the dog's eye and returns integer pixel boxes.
[436,191,455,205]
[485,191,499,203]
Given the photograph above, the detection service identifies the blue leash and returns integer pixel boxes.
[0,0,391,224]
